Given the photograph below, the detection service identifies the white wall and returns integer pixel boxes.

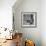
[13,0,41,46]
[13,0,46,46]
[41,0,46,46]
[0,0,16,29]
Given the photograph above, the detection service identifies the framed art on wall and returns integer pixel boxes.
[21,12,37,28]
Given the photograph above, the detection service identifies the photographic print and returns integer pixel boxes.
[21,12,37,28]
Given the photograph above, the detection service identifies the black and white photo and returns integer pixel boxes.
[21,12,37,28]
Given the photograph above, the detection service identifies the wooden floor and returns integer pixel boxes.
[0,39,16,46]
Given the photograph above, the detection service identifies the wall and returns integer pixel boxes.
[0,0,16,30]
[13,0,41,46]
[41,0,46,46]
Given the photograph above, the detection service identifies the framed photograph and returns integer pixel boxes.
[21,12,37,28]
